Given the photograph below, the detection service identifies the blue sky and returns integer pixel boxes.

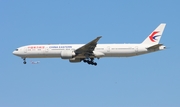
[0,0,180,107]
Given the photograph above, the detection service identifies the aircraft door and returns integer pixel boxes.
[107,46,110,52]
[24,47,27,53]
[45,46,49,53]
[135,46,138,55]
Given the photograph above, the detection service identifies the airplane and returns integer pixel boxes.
[30,61,40,64]
[13,23,166,66]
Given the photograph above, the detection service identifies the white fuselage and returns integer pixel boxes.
[12,23,166,65]
[12,44,161,59]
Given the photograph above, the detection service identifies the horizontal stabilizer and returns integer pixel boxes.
[147,44,163,49]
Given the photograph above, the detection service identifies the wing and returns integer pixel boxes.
[75,36,102,55]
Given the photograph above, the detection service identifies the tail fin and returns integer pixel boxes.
[141,23,166,45]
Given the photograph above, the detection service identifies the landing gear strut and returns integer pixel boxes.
[83,58,97,66]
[23,58,27,64]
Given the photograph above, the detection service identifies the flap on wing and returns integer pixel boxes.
[75,36,102,54]
[147,44,163,49]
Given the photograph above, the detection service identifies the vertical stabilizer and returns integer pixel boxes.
[141,23,166,45]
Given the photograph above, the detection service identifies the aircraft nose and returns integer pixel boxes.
[13,51,17,55]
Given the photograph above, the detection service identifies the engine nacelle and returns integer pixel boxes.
[69,58,81,63]
[93,51,105,58]
[61,50,75,59]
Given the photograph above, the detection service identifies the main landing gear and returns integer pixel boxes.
[83,58,97,66]
[23,58,27,64]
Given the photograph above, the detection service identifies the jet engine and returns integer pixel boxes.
[93,51,105,58]
[69,58,81,63]
[61,50,75,59]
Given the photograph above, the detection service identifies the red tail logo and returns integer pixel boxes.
[149,31,160,42]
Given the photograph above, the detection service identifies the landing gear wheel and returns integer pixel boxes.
[94,62,97,66]
[87,61,91,64]
[83,58,98,66]
[90,58,94,61]
[22,58,27,64]
[83,60,87,63]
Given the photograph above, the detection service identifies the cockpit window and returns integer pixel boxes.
[15,49,18,51]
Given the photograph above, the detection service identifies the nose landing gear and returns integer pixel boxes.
[23,58,27,64]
